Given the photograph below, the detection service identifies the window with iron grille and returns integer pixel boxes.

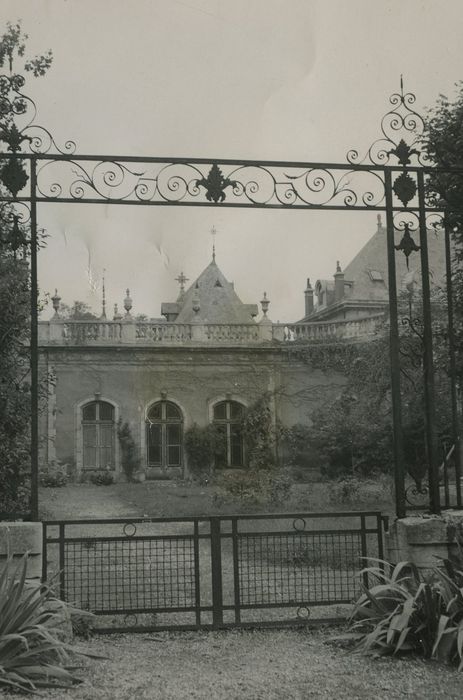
[213,400,245,468]
[146,401,183,468]
[82,400,115,470]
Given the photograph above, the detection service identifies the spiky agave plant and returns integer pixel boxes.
[0,550,92,694]
[349,557,463,669]
[349,560,443,658]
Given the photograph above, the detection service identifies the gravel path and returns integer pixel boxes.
[17,628,462,700]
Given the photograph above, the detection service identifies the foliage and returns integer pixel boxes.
[302,296,454,482]
[0,247,31,513]
[58,300,98,320]
[0,549,89,694]
[89,471,114,486]
[242,394,276,470]
[39,462,68,488]
[214,467,292,508]
[279,423,321,478]
[423,86,463,380]
[184,423,223,480]
[116,419,140,482]
[328,474,393,506]
[349,558,463,670]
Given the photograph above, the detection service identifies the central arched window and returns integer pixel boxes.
[213,400,245,468]
[82,400,115,470]
[146,401,183,469]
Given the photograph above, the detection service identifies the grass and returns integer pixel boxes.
[38,477,395,521]
[3,628,462,700]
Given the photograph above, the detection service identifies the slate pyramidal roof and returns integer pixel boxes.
[161,258,259,324]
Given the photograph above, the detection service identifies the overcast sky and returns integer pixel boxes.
[1,0,463,321]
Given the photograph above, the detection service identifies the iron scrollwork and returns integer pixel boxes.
[347,77,428,168]
[33,158,387,209]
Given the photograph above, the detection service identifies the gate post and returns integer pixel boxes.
[385,170,406,518]
[210,517,223,628]
[417,171,440,514]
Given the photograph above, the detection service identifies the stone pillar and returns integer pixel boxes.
[121,319,136,343]
[0,522,43,584]
[258,316,273,341]
[386,511,463,572]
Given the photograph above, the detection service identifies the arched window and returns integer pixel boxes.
[146,401,183,469]
[82,400,115,470]
[213,400,245,468]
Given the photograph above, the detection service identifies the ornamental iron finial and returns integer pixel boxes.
[347,78,428,167]
[175,271,189,298]
[100,269,107,319]
[211,225,217,261]
[196,164,237,203]
[395,223,420,270]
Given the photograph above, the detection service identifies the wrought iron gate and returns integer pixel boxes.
[0,56,461,519]
[42,511,386,632]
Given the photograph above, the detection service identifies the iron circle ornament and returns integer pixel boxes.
[405,483,429,507]
[296,606,311,620]
[123,613,138,627]
[293,518,307,532]
[123,522,137,538]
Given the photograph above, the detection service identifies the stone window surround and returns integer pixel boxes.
[75,396,120,473]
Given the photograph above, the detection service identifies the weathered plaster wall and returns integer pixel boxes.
[39,345,346,474]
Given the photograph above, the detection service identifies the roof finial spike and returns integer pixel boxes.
[100,268,107,319]
[400,74,404,97]
[211,225,217,262]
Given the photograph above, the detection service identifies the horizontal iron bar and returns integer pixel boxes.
[94,617,343,634]
[46,533,199,544]
[2,151,463,173]
[234,528,380,537]
[222,600,354,609]
[89,605,210,615]
[42,510,384,526]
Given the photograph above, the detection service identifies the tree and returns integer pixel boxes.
[0,22,53,513]
[0,217,31,512]
[424,86,463,381]
[59,300,98,320]
[306,295,454,482]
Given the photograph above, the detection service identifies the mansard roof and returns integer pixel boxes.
[298,217,446,323]
[163,258,258,324]
[342,219,446,302]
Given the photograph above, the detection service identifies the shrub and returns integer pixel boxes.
[39,462,68,488]
[0,549,91,693]
[349,557,463,669]
[117,419,141,481]
[328,474,393,506]
[184,424,223,480]
[242,395,276,470]
[89,471,114,486]
[214,468,292,508]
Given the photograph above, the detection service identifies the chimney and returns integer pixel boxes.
[334,261,344,302]
[304,278,314,316]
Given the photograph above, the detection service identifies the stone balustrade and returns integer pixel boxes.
[38,314,382,346]
[275,314,382,342]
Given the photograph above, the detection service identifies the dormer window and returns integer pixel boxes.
[368,270,384,282]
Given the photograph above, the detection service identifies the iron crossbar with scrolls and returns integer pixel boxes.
[42,512,387,633]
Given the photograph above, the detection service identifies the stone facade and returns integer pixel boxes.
[38,342,345,478]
